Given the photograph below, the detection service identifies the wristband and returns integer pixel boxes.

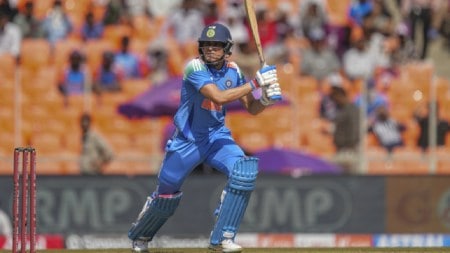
[249,79,260,90]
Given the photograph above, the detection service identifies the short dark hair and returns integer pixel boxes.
[331,86,346,96]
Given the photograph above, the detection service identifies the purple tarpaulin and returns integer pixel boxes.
[254,148,342,176]
[118,76,183,118]
[118,77,290,119]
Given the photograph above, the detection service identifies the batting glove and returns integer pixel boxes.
[260,83,282,106]
[249,65,278,90]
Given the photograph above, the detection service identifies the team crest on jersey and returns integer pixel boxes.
[225,79,232,88]
[206,28,215,38]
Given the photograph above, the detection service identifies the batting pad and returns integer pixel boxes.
[210,157,258,245]
[128,192,183,241]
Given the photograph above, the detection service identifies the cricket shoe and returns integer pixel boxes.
[131,239,149,253]
[208,239,242,253]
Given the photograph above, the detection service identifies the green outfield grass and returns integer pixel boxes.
[2,248,450,253]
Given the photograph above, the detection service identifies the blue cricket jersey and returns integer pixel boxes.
[173,58,246,141]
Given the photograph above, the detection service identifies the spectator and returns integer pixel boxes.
[13,1,43,39]
[223,7,249,48]
[114,35,142,79]
[147,0,181,18]
[0,7,21,58]
[354,84,389,123]
[264,6,294,64]
[102,0,129,26]
[390,22,419,66]
[250,4,277,48]
[299,0,328,37]
[160,0,204,45]
[41,0,72,46]
[414,102,450,153]
[146,41,170,84]
[440,1,450,51]
[58,50,91,97]
[342,32,381,84]
[401,0,444,59]
[233,42,260,80]
[367,0,395,36]
[368,105,405,154]
[328,85,360,173]
[0,0,17,21]
[79,113,114,175]
[93,51,123,94]
[319,73,342,121]
[81,11,104,41]
[301,27,341,82]
[202,0,219,25]
[349,0,373,26]
[361,11,392,71]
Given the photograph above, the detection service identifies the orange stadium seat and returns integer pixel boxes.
[103,25,133,49]
[0,131,15,155]
[30,131,64,156]
[52,38,83,69]
[103,150,159,175]
[326,0,351,26]
[121,79,151,98]
[0,80,14,107]
[436,146,450,174]
[27,0,54,20]
[21,66,59,98]
[130,38,150,56]
[235,132,272,153]
[83,39,115,71]
[63,0,91,17]
[303,131,335,156]
[131,15,158,41]
[0,54,17,81]
[20,39,51,72]
[131,132,162,154]
[106,132,132,152]
[0,156,13,175]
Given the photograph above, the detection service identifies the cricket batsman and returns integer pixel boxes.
[127,23,282,252]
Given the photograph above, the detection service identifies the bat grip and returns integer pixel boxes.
[261,62,282,101]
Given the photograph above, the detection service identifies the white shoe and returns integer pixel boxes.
[209,239,242,253]
[132,239,149,253]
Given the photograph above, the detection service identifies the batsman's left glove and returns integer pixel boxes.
[260,82,282,106]
[250,65,278,90]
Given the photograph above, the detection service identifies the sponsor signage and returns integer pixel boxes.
[0,175,384,237]
[373,234,450,247]
[0,235,64,249]
[386,176,450,233]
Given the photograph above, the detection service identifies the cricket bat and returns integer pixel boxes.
[244,0,281,101]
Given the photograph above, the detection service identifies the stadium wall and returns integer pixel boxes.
[1,175,450,248]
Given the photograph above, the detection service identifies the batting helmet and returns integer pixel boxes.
[198,23,234,56]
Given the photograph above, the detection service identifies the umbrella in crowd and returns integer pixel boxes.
[254,147,342,176]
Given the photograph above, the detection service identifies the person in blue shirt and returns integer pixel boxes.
[127,23,282,253]
[81,11,103,41]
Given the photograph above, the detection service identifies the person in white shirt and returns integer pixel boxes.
[0,8,21,58]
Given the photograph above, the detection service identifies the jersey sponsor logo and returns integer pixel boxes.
[201,98,222,111]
